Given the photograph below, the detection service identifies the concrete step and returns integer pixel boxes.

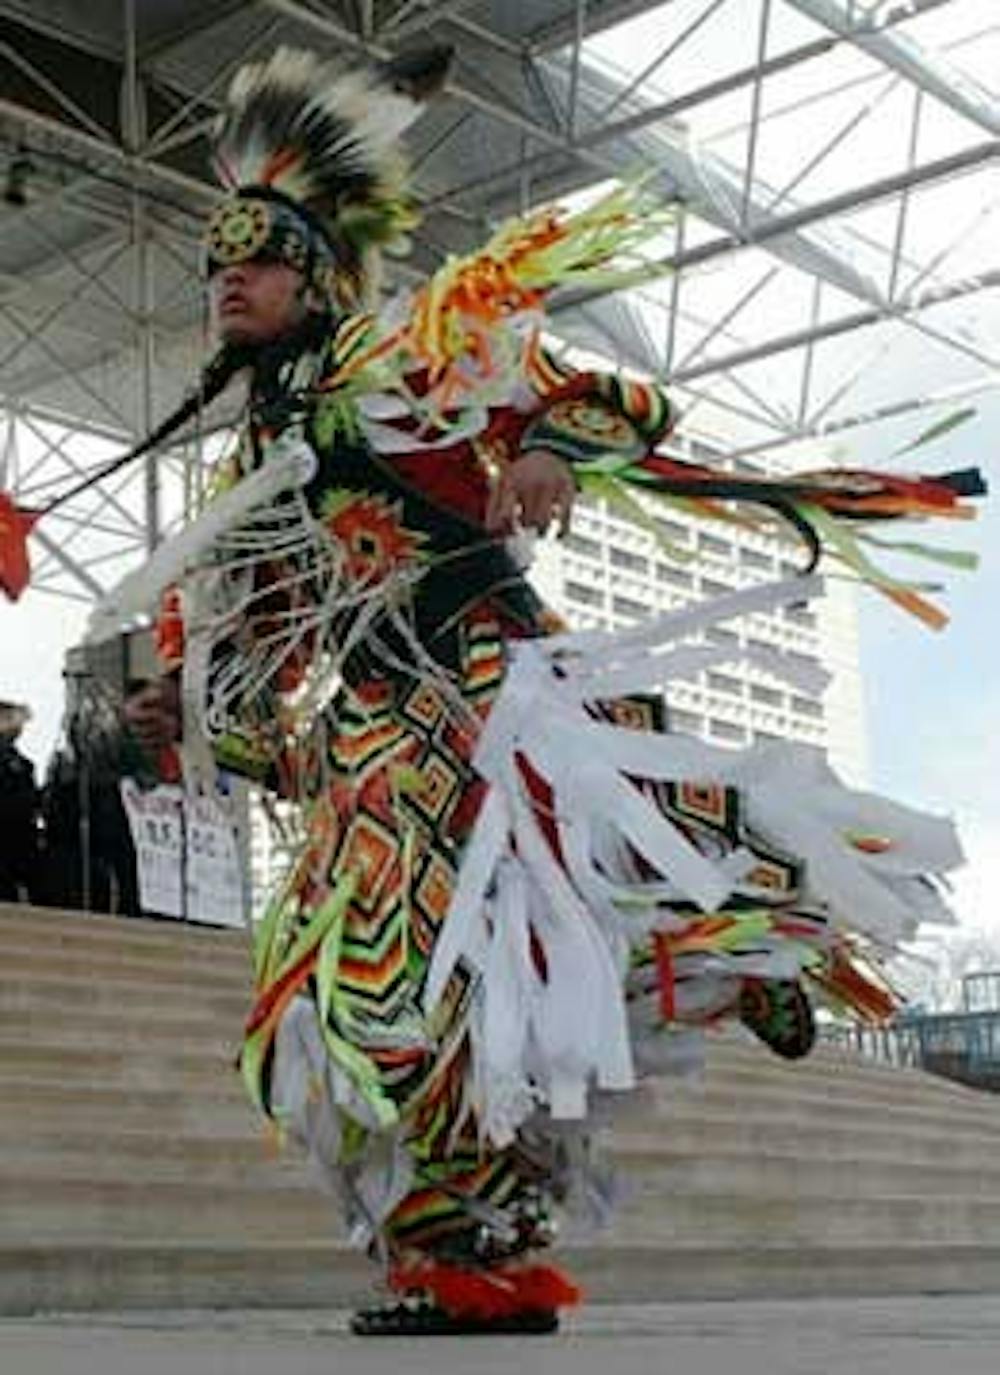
[674,1063,1000,1119]
[644,1079,1000,1134]
[0,1002,245,1050]
[0,1243,369,1316]
[700,1032,999,1085]
[0,1038,244,1092]
[5,1128,997,1205]
[8,947,250,995]
[608,1190,1000,1247]
[0,1173,342,1243]
[0,1079,255,1135]
[709,1037,999,1103]
[7,1045,994,1148]
[612,1112,1000,1170]
[565,1243,1000,1304]
[0,905,248,961]
[8,1099,1000,1187]
[1,970,248,1018]
[6,1240,1000,1316]
[0,1138,312,1190]
[8,1013,982,1104]
[7,1156,1000,1248]
[6,1033,1000,1138]
[703,1041,998,1106]
[609,1143,1000,1201]
[7,1083,1000,1171]
[8,1101,1000,1194]
[5,1059,999,1159]
[0,1126,292,1176]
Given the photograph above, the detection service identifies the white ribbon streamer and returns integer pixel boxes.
[424,572,962,1143]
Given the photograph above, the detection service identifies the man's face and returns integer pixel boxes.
[210,259,306,345]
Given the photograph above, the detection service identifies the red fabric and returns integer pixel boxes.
[157,746,182,785]
[637,454,966,514]
[0,494,38,602]
[155,585,185,669]
[386,372,613,523]
[389,1257,582,1317]
[653,931,677,1021]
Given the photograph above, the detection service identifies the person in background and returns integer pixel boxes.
[0,699,40,902]
[39,678,156,917]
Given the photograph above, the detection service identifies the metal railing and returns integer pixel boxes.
[822,1020,923,1069]
[822,1008,1000,1091]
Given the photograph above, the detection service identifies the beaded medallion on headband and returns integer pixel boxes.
[202,190,336,301]
[205,45,452,308]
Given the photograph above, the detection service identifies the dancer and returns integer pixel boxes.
[2,45,984,1335]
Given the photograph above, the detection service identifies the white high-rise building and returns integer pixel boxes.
[529,475,869,788]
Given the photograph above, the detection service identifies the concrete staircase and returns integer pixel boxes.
[4,903,1000,1314]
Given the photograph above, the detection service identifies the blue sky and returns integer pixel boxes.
[853,393,999,938]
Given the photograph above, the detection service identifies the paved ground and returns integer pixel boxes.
[3,1296,1000,1375]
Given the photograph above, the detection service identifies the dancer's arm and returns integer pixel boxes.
[485,347,675,536]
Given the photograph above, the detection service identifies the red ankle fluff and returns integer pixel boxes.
[388,1258,582,1319]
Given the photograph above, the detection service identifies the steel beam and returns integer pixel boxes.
[31,523,106,597]
[262,0,637,181]
[786,0,1000,138]
[0,96,216,209]
[0,37,115,143]
[598,0,729,124]
[555,135,1000,315]
[426,0,959,215]
[667,265,1000,386]
[729,373,1000,460]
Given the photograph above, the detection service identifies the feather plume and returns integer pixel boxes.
[211,45,452,298]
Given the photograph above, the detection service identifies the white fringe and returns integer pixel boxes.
[85,435,316,644]
[425,575,963,1145]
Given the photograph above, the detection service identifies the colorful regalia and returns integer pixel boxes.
[5,44,985,1335]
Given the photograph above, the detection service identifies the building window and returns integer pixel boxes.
[657,517,689,543]
[754,730,781,744]
[710,719,746,743]
[699,533,732,558]
[701,577,731,597]
[565,581,603,608]
[565,532,601,560]
[707,671,742,697]
[657,563,692,588]
[612,594,649,620]
[610,546,649,574]
[784,604,817,628]
[750,684,783,707]
[786,650,821,672]
[739,547,772,572]
[669,708,703,735]
[746,636,773,656]
[705,625,739,647]
[791,695,824,719]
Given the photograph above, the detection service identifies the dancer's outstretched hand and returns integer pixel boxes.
[484,449,575,538]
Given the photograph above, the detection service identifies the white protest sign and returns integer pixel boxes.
[120,779,184,918]
[185,791,245,929]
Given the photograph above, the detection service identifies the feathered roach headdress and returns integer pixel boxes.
[203,44,453,309]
